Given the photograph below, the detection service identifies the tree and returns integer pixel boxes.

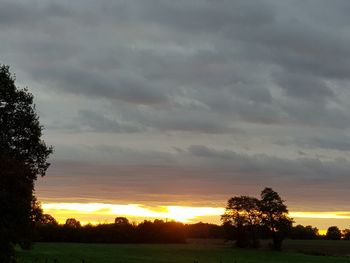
[221,196,261,247]
[326,226,341,240]
[260,187,293,250]
[65,218,81,228]
[0,65,52,262]
[38,214,58,226]
[290,225,319,240]
[115,217,130,226]
[342,229,350,240]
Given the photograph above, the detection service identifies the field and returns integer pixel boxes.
[17,241,350,263]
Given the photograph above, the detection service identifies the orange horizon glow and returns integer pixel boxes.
[42,202,350,234]
[42,203,225,224]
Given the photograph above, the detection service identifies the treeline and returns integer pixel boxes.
[34,217,224,244]
[33,215,350,244]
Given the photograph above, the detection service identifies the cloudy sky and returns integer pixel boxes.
[2,0,350,227]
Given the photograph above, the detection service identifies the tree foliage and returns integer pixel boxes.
[65,218,82,228]
[221,196,261,247]
[260,187,293,250]
[342,229,350,240]
[290,225,319,240]
[326,226,342,240]
[0,65,52,262]
[221,187,292,250]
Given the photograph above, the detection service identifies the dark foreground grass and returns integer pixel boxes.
[283,239,350,257]
[16,243,350,263]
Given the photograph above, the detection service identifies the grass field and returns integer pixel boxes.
[16,241,350,263]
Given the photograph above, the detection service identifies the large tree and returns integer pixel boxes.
[260,187,293,250]
[0,65,52,262]
[326,226,341,240]
[221,196,261,248]
[222,188,292,250]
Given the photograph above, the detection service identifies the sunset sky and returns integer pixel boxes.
[1,0,350,230]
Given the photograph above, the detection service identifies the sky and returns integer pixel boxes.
[1,0,350,230]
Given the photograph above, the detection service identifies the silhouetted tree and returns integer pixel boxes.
[65,218,81,228]
[260,187,293,250]
[221,196,261,248]
[290,225,319,240]
[38,214,58,226]
[0,64,52,262]
[326,226,341,240]
[115,217,130,226]
[342,229,350,240]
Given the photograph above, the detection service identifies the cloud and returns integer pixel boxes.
[75,110,143,133]
[3,0,350,130]
[273,72,335,103]
[187,145,350,182]
[36,143,350,211]
[2,0,350,213]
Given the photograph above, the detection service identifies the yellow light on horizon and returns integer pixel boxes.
[290,212,350,219]
[42,202,350,228]
[163,206,225,222]
[318,229,327,235]
[42,203,225,224]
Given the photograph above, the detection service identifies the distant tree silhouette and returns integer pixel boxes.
[326,226,341,240]
[260,187,293,250]
[342,229,350,240]
[115,217,130,225]
[185,222,224,239]
[290,225,319,240]
[65,218,81,228]
[0,64,52,262]
[38,214,58,226]
[222,196,261,248]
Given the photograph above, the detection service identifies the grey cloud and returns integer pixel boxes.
[274,72,335,102]
[131,0,275,33]
[0,1,73,27]
[76,110,143,133]
[38,144,350,209]
[3,0,350,130]
[308,137,350,152]
[121,104,243,134]
[32,64,168,105]
[289,133,350,152]
[277,98,349,128]
[53,144,176,166]
[3,0,350,210]
[188,145,350,182]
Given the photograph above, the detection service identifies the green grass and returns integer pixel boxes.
[16,242,350,263]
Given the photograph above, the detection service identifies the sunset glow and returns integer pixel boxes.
[290,212,350,220]
[42,203,225,224]
[42,202,350,231]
